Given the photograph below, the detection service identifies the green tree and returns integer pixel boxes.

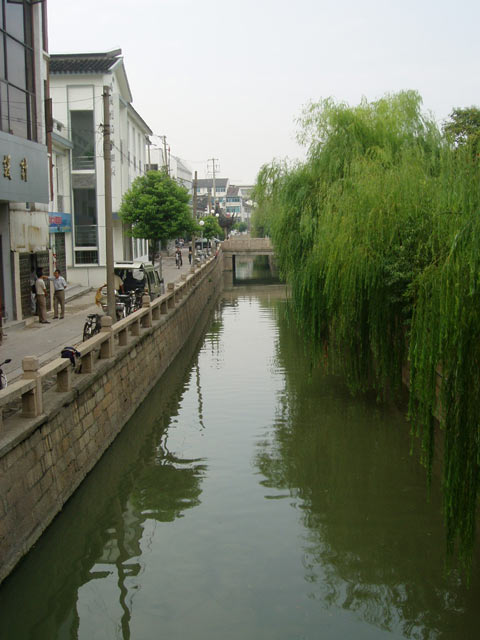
[233,221,248,233]
[254,91,480,568]
[443,106,480,147]
[119,171,194,263]
[200,215,222,240]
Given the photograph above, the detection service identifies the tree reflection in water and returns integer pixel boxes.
[0,324,209,640]
[254,301,480,640]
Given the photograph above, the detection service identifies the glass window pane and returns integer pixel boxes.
[8,85,28,138]
[6,36,26,89]
[71,111,95,170]
[0,81,8,132]
[74,188,98,247]
[25,47,33,92]
[29,90,36,141]
[24,2,32,47]
[5,1,24,42]
[0,34,4,80]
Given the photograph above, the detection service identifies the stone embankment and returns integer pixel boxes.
[0,254,223,584]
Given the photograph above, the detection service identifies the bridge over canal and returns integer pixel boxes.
[222,237,275,285]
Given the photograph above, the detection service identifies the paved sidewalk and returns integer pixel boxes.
[0,249,195,384]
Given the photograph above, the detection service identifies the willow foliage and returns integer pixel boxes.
[254,91,480,566]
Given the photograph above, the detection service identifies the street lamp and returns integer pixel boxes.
[199,219,205,252]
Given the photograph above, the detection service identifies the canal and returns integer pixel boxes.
[0,261,479,638]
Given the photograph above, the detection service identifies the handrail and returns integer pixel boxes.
[0,254,219,431]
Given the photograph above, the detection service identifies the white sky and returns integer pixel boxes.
[47,0,480,184]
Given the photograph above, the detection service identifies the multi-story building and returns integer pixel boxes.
[195,179,253,224]
[196,178,229,212]
[229,184,254,224]
[147,146,192,191]
[49,49,152,287]
[0,0,50,323]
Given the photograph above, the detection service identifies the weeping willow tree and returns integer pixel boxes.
[253,91,480,567]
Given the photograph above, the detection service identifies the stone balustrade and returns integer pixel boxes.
[0,258,210,431]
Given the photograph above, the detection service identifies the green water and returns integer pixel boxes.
[0,290,479,639]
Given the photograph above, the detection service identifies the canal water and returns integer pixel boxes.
[1,261,479,638]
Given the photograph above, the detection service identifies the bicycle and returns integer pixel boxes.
[0,358,12,389]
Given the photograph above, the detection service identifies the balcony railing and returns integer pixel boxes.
[72,155,95,170]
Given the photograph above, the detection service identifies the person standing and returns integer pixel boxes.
[35,269,49,324]
[51,269,67,319]
[188,245,192,265]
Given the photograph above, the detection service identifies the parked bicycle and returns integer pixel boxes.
[82,313,102,341]
[0,358,12,389]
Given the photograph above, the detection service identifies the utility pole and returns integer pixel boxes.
[162,136,169,175]
[208,158,219,213]
[103,86,115,321]
[146,135,151,173]
[192,170,198,258]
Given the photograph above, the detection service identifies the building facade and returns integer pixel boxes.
[0,0,50,323]
[49,49,152,288]
[195,178,253,224]
[147,146,193,191]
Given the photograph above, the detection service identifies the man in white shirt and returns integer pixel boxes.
[35,269,49,324]
[51,269,67,319]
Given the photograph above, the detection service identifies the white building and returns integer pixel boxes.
[49,118,73,279]
[195,179,253,223]
[0,0,50,323]
[147,146,192,191]
[49,49,153,288]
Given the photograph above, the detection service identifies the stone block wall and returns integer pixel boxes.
[0,256,223,584]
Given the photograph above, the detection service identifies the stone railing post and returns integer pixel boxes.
[141,294,152,328]
[100,315,114,359]
[57,364,71,392]
[167,282,175,309]
[152,299,161,321]
[22,356,42,417]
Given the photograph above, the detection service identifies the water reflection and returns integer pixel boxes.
[234,255,279,285]
[255,301,480,638]
[1,293,480,640]
[0,331,208,640]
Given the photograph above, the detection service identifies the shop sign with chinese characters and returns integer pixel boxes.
[0,130,49,203]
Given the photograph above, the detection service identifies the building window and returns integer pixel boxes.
[73,187,98,247]
[0,0,36,140]
[71,110,95,170]
[75,250,98,265]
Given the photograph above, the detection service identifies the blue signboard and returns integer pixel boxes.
[49,212,72,233]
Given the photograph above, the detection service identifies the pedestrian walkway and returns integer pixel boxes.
[0,249,194,384]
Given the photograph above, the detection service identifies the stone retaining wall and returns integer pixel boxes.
[0,255,223,584]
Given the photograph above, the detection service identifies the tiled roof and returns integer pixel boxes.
[196,178,228,188]
[50,49,122,75]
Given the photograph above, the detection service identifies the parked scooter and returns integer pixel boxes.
[0,358,12,389]
[82,313,102,341]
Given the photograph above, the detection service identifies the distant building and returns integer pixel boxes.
[50,49,153,287]
[193,178,253,224]
[0,0,50,322]
[146,147,192,191]
[195,178,229,213]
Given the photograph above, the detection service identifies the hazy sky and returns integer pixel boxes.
[47,0,480,184]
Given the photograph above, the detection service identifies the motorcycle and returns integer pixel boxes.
[95,286,128,321]
[0,358,12,390]
[82,313,102,341]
